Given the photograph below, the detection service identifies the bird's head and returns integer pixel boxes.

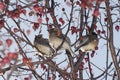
[48,28,57,33]
[34,34,43,41]
[47,28,61,36]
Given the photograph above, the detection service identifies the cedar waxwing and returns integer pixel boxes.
[48,28,74,55]
[75,32,99,52]
[34,34,55,57]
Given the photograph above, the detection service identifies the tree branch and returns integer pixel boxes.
[105,0,120,79]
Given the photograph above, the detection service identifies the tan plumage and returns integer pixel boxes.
[48,28,74,55]
[75,32,99,52]
[34,35,55,57]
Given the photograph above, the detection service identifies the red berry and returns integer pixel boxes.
[93,9,99,17]
[37,18,42,24]
[13,28,19,33]
[21,9,26,15]
[97,30,101,34]
[0,60,4,67]
[59,18,65,25]
[95,46,98,50]
[84,57,88,62]
[59,18,63,22]
[104,18,108,22]
[101,30,105,34]
[71,26,77,34]
[17,5,22,10]
[61,20,65,25]
[91,51,95,57]
[33,4,39,11]
[26,29,31,35]
[23,57,31,63]
[115,25,119,31]
[7,52,13,59]
[0,2,5,11]
[46,17,49,22]
[12,53,18,59]
[6,39,12,47]
[2,57,10,63]
[24,78,29,80]
[62,8,65,11]
[41,63,46,70]
[32,23,39,31]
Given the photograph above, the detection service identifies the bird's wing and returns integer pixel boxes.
[80,37,89,46]
[57,34,71,44]
[75,33,98,52]
[35,38,49,47]
[75,36,90,52]
[35,38,55,53]
[44,39,55,53]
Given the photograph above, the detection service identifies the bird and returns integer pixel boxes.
[75,32,99,52]
[34,34,55,57]
[48,28,74,55]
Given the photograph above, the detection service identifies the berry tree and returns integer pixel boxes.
[0,0,120,80]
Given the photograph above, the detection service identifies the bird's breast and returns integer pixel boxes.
[35,43,51,54]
